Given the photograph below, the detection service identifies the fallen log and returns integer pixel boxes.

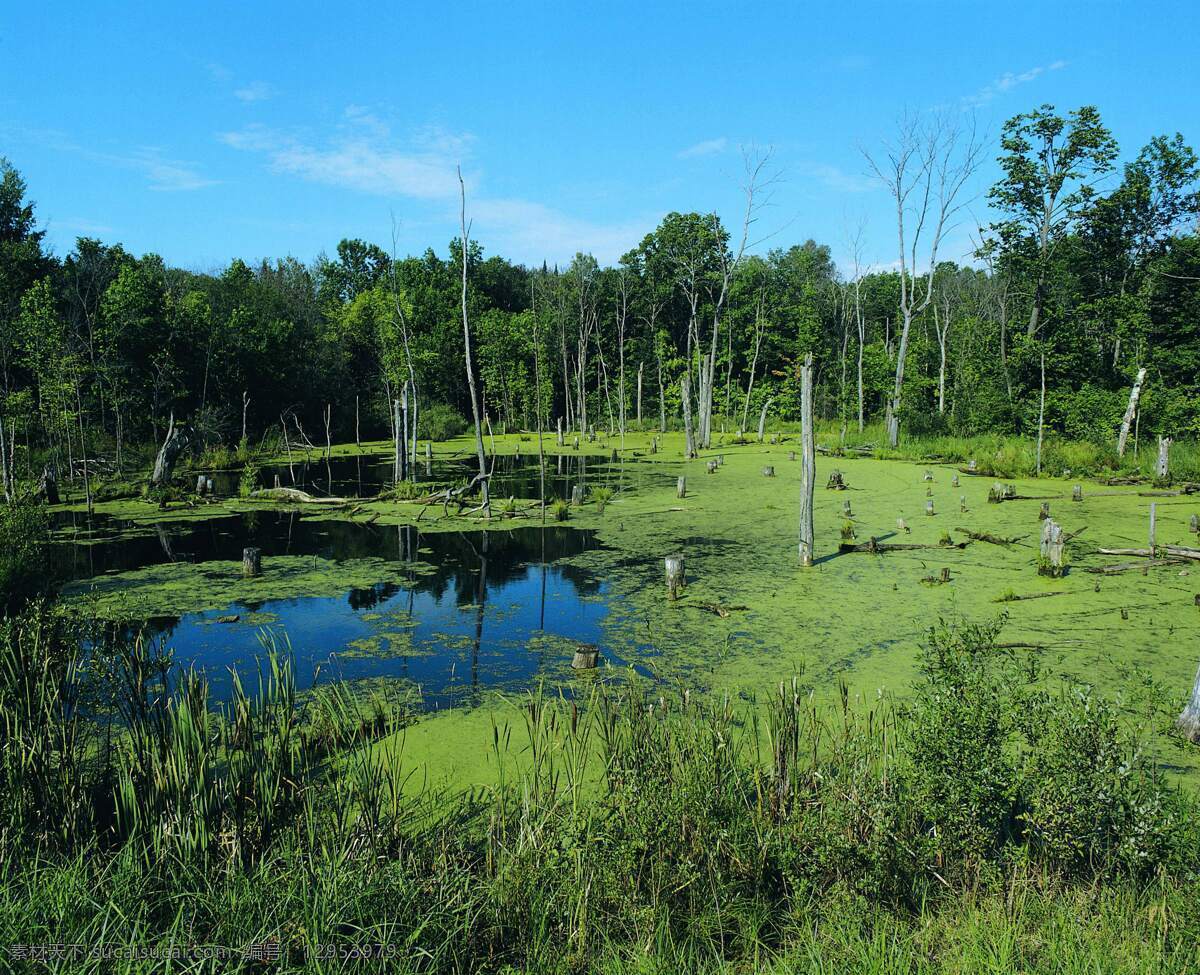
[1086,559,1185,575]
[956,528,1028,546]
[1097,547,1154,557]
[250,487,347,504]
[1164,545,1200,561]
[838,539,944,553]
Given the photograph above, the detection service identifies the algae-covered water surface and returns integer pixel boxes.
[56,432,1200,785]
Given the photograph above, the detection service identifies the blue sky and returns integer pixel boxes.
[3,1,1196,273]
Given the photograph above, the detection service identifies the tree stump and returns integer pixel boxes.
[926,485,933,497]
[940,567,951,583]
[274,474,282,489]
[1040,502,1050,520]
[573,436,580,450]
[967,460,977,473]
[556,417,564,447]
[1149,502,1158,553]
[151,418,195,486]
[988,483,1016,504]
[571,484,585,506]
[650,437,658,455]
[1157,436,1172,484]
[206,477,214,496]
[665,555,685,600]
[242,547,262,578]
[716,454,724,466]
[571,643,599,670]
[426,442,433,460]
[843,500,853,518]
[789,451,796,461]
[1176,657,1200,743]
[762,466,775,477]
[38,464,59,505]
[960,495,968,513]
[706,460,718,474]
[925,500,935,517]
[1038,519,1066,577]
[196,474,207,496]
[951,474,959,488]
[897,518,909,533]
[1190,514,1199,533]
[825,470,846,490]
[611,448,619,463]
[1073,485,1083,502]
[676,476,686,499]
[923,470,933,482]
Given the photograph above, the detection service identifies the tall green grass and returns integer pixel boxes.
[1,607,1198,972]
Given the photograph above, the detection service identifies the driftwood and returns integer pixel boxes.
[1164,545,1200,562]
[689,602,749,619]
[838,539,943,553]
[995,591,1069,602]
[1097,547,1154,557]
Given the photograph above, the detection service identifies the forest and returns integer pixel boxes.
[2,104,1199,494]
[4,101,1200,974]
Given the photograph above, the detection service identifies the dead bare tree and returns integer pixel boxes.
[865,113,984,447]
[457,167,490,516]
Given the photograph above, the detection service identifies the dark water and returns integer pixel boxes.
[58,519,636,707]
[200,451,672,500]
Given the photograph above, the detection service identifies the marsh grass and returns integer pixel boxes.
[2,607,1199,972]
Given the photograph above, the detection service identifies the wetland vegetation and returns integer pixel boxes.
[3,94,1200,971]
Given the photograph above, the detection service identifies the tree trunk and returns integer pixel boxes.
[1035,353,1045,475]
[757,398,771,443]
[636,361,643,428]
[151,415,194,486]
[799,354,815,566]
[681,375,696,459]
[1117,368,1147,457]
[458,168,490,515]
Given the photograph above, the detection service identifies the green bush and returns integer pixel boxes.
[419,404,468,442]
[0,500,51,612]
[238,462,260,497]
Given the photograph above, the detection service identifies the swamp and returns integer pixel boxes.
[4,9,1200,969]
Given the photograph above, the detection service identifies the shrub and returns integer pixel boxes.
[239,462,261,497]
[552,499,570,521]
[589,486,613,512]
[419,404,468,442]
[0,500,51,612]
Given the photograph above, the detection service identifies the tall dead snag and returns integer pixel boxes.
[1035,352,1046,475]
[757,398,771,443]
[681,375,697,459]
[798,353,815,566]
[1178,659,1200,743]
[457,167,490,516]
[1116,367,1147,457]
[1038,518,1066,576]
[1157,436,1172,484]
[151,414,194,486]
[865,112,984,448]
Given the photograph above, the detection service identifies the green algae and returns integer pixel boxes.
[55,429,1200,790]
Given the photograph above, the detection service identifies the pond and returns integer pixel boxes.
[58,520,637,709]
[195,450,675,500]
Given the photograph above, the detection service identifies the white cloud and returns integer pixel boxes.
[220,120,465,200]
[128,149,219,191]
[677,137,728,159]
[964,60,1068,107]
[234,81,275,103]
[471,197,650,265]
[799,162,877,194]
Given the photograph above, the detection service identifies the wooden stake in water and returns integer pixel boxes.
[1149,502,1158,553]
[676,476,686,499]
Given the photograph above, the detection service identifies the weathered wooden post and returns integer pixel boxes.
[273,474,282,489]
[757,398,771,443]
[573,435,580,450]
[926,485,933,497]
[571,484,585,506]
[611,448,619,463]
[1191,514,1199,534]
[196,474,207,496]
[897,517,909,534]
[960,495,968,513]
[1157,436,1172,483]
[799,353,815,567]
[206,477,214,496]
[650,437,658,455]
[940,567,951,584]
[925,500,935,517]
[789,451,796,461]
[762,465,775,477]
[1149,502,1158,553]
[426,442,433,461]
[556,417,564,447]
[676,476,686,499]
[1039,502,1050,520]
[242,546,262,578]
[842,499,853,518]
[952,474,959,488]
[1177,657,1200,743]
[1072,485,1083,502]
[665,555,685,600]
[571,643,599,670]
